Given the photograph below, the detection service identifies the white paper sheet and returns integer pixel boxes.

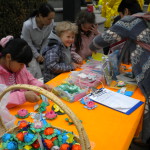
[89,88,143,113]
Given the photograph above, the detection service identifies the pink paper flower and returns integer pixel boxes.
[34,120,43,129]
[117,81,125,86]
[45,110,57,119]
[86,101,95,108]
[17,109,28,117]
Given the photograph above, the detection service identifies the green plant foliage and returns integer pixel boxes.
[0,0,47,38]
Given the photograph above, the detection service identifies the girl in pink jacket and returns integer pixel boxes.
[0,36,51,108]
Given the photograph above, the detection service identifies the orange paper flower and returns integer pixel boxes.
[51,136,57,142]
[44,139,53,149]
[18,121,28,129]
[72,144,81,150]
[44,127,54,135]
[60,144,70,150]
[32,140,40,148]
[16,132,24,141]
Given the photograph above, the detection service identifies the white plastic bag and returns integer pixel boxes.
[0,84,16,129]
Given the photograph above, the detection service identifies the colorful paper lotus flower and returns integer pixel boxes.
[44,127,54,135]
[44,139,53,149]
[15,109,30,119]
[45,110,57,120]
[16,132,24,142]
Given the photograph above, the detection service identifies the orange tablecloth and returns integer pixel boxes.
[9,71,145,150]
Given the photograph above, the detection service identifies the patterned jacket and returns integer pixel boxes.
[90,14,150,99]
[42,32,74,83]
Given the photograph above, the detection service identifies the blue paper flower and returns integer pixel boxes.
[62,133,68,144]
[54,129,62,135]
[24,133,35,143]
[24,133,37,145]
[2,133,13,142]
[6,141,18,150]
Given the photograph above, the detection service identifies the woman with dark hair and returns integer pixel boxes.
[71,10,100,64]
[0,36,51,108]
[118,0,142,17]
[21,3,55,78]
[90,0,150,146]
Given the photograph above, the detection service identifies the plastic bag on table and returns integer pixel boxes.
[67,70,104,89]
[81,59,104,73]
[0,84,16,129]
[108,50,120,80]
[53,82,88,102]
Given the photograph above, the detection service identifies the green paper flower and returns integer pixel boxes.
[58,135,62,142]
[53,139,58,146]
[42,133,57,139]
[37,102,48,113]
[18,144,24,150]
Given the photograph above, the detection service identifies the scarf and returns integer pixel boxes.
[133,12,150,51]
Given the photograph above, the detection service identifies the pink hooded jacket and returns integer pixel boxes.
[71,31,99,61]
[0,65,43,108]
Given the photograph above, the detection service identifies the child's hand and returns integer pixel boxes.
[76,57,83,64]
[36,55,44,63]
[90,24,99,35]
[72,63,81,69]
[25,91,40,103]
[40,84,52,91]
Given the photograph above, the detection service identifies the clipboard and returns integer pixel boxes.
[80,88,143,115]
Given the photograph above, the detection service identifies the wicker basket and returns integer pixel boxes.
[0,84,91,150]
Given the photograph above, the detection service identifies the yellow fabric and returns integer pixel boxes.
[98,0,103,5]
[92,52,104,61]
[148,4,150,12]
[9,70,146,150]
[101,0,122,28]
[101,0,144,28]
[137,0,144,9]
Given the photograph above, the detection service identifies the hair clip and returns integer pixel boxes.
[0,35,14,48]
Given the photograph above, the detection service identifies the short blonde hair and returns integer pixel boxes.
[55,21,78,37]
